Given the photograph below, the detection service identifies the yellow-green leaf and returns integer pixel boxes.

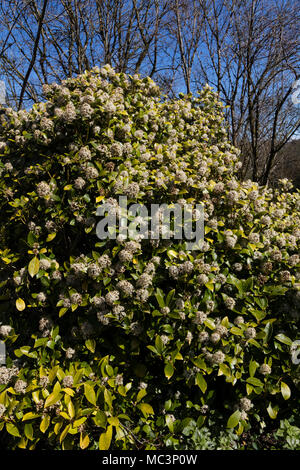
[267,403,278,419]
[46,233,56,242]
[68,400,75,419]
[54,422,63,435]
[59,307,68,317]
[16,298,25,311]
[139,403,154,417]
[164,362,174,380]
[40,415,50,433]
[196,373,207,393]
[85,339,96,353]
[73,417,87,428]
[93,410,107,428]
[6,422,21,437]
[227,410,241,429]
[104,388,112,408]
[22,412,39,421]
[281,382,291,400]
[219,364,231,377]
[136,388,147,403]
[205,281,214,292]
[24,423,34,440]
[167,249,178,259]
[60,424,71,443]
[99,425,113,450]
[44,391,62,408]
[84,383,96,406]
[63,387,75,397]
[108,417,119,427]
[80,432,90,449]
[28,256,40,277]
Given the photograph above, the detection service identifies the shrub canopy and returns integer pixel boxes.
[0,65,299,449]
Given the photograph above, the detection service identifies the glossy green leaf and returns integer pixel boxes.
[84,383,96,406]
[24,423,34,440]
[164,362,174,380]
[139,403,154,417]
[6,423,21,437]
[28,256,40,277]
[275,334,292,346]
[267,402,278,419]
[227,410,241,429]
[281,382,291,400]
[195,373,207,393]
[99,425,113,450]
[16,298,25,311]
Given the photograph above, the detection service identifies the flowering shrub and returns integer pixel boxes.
[0,65,299,449]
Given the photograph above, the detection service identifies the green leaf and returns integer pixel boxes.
[84,383,96,406]
[6,423,21,437]
[28,256,40,277]
[219,363,231,377]
[249,359,258,377]
[139,403,154,417]
[60,424,71,443]
[267,403,278,419]
[275,334,292,346]
[197,415,206,428]
[46,233,56,242]
[44,391,62,408]
[99,425,113,450]
[155,335,164,355]
[73,417,87,428]
[93,411,107,428]
[247,339,261,349]
[246,377,264,387]
[16,298,25,311]
[85,339,96,353]
[195,373,207,393]
[108,417,119,427]
[68,400,75,419]
[155,288,165,308]
[204,318,215,330]
[263,322,273,344]
[167,250,178,259]
[166,289,175,306]
[40,415,50,433]
[204,281,214,292]
[104,388,112,408]
[80,432,90,449]
[27,231,37,246]
[164,362,174,380]
[24,423,34,440]
[59,307,68,317]
[281,382,291,400]
[165,414,175,432]
[230,326,243,336]
[227,410,241,429]
[22,412,39,421]
[136,389,147,403]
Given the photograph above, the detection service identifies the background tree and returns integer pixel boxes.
[0,0,299,185]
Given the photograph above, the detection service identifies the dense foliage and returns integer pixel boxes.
[0,65,299,450]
